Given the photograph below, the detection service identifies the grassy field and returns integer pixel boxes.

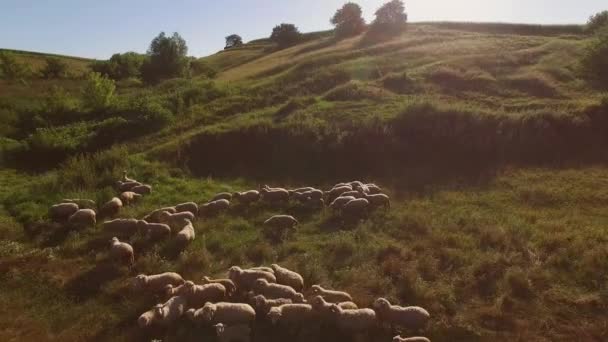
[1,22,608,341]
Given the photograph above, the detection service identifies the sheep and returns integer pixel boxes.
[264,215,298,230]
[68,209,96,228]
[137,220,171,240]
[342,198,370,218]
[365,183,382,194]
[138,304,162,328]
[154,295,188,325]
[175,202,198,216]
[175,220,196,247]
[340,190,363,199]
[301,189,324,200]
[100,197,123,217]
[329,304,378,334]
[133,272,185,293]
[253,278,299,300]
[228,266,276,292]
[267,304,315,326]
[109,237,134,265]
[327,185,353,202]
[199,199,230,217]
[182,281,226,308]
[329,196,356,211]
[190,302,256,325]
[233,190,260,205]
[165,283,188,298]
[158,211,195,231]
[103,218,139,237]
[61,199,96,209]
[202,276,237,296]
[304,197,325,209]
[310,295,358,320]
[260,188,290,203]
[119,191,142,206]
[211,192,233,202]
[393,337,431,342]
[132,184,152,195]
[249,266,275,274]
[262,185,288,192]
[310,285,353,303]
[143,207,177,223]
[118,181,142,192]
[373,298,430,331]
[270,264,304,292]
[289,187,315,195]
[362,193,391,209]
[215,323,251,342]
[122,170,137,182]
[251,294,293,316]
[49,202,79,221]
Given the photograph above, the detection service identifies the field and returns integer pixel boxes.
[1,22,607,341]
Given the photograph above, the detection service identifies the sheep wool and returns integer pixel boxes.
[253,278,298,300]
[373,298,430,330]
[133,272,185,293]
[68,209,96,228]
[109,237,134,265]
[175,202,198,215]
[329,305,378,333]
[268,304,315,325]
[49,202,79,221]
[201,302,256,325]
[202,276,237,296]
[228,266,276,292]
[154,295,188,325]
[270,264,304,292]
[103,218,138,237]
[100,197,123,217]
[393,337,431,342]
[310,285,353,303]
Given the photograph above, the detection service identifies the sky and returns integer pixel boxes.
[0,0,605,59]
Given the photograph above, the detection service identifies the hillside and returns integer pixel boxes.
[1,22,608,342]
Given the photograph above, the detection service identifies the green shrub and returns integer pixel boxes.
[56,146,129,191]
[0,52,31,80]
[382,71,417,94]
[580,27,608,89]
[41,57,69,79]
[82,72,116,111]
[586,10,608,34]
[324,81,388,101]
[190,59,218,78]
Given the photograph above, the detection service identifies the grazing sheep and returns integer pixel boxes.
[327,185,353,201]
[365,183,382,194]
[310,295,358,320]
[342,198,370,218]
[329,304,378,334]
[132,184,152,195]
[159,211,195,231]
[310,285,353,303]
[138,304,162,328]
[233,190,260,205]
[253,278,298,300]
[215,323,251,342]
[260,188,290,203]
[143,207,177,223]
[199,199,230,217]
[202,276,237,297]
[175,220,196,247]
[165,283,188,298]
[362,193,391,209]
[119,191,142,206]
[133,272,185,293]
[175,202,198,216]
[118,181,142,192]
[251,294,293,315]
[68,209,96,228]
[373,298,430,331]
[61,199,96,209]
[49,202,79,221]
[290,187,315,195]
[192,302,256,325]
[182,281,226,308]
[271,264,304,292]
[228,266,276,292]
[109,237,134,265]
[249,266,275,274]
[137,220,171,240]
[122,170,137,183]
[103,218,138,237]
[329,196,356,211]
[154,295,188,325]
[262,185,288,192]
[340,190,362,198]
[268,304,315,326]
[211,192,233,202]
[393,337,431,342]
[264,215,298,230]
[100,197,123,217]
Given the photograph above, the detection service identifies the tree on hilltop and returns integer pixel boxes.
[270,24,302,48]
[225,34,243,49]
[331,2,366,38]
[141,32,190,83]
[370,0,408,35]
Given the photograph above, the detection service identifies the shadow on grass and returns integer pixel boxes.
[64,262,125,301]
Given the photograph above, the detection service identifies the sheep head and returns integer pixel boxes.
[373,297,391,310]
[201,303,215,322]
[254,278,268,290]
[293,293,305,303]
[214,323,226,335]
[268,307,281,325]
[311,285,322,294]
[185,308,197,321]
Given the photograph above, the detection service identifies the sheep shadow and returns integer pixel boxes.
[37,223,73,247]
[64,262,125,301]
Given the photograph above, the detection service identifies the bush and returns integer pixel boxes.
[91,52,145,80]
[0,52,31,80]
[41,57,68,79]
[225,34,243,49]
[331,2,366,39]
[141,32,190,83]
[270,24,302,48]
[190,59,218,78]
[82,72,116,111]
[580,27,608,89]
[324,81,388,101]
[586,10,608,34]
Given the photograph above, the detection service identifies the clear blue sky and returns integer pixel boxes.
[0,0,605,59]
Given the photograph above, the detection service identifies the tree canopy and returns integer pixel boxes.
[331,2,366,38]
[225,34,243,49]
[141,32,190,83]
[587,10,608,34]
[371,0,408,35]
[270,24,302,48]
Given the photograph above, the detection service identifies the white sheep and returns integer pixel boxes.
[228,266,276,292]
[103,218,139,237]
[100,197,123,217]
[340,190,363,199]
[49,202,79,221]
[175,202,198,215]
[119,191,142,206]
[310,295,358,320]
[202,276,236,296]
[393,336,431,342]
[251,294,293,316]
[143,207,177,223]
[264,215,298,230]
[342,198,369,218]
[329,196,356,211]
[233,190,260,205]
[249,266,275,274]
[195,302,256,325]
[68,209,96,228]
[132,184,152,195]
[362,193,391,209]
[329,304,378,334]
[365,183,382,194]
[122,170,137,183]
[289,187,315,194]
[182,281,226,308]
[61,199,96,209]
[133,272,185,293]
[154,295,188,325]
[137,220,171,240]
[268,304,315,326]
[138,304,162,328]
[165,283,188,298]
[175,220,196,247]
[215,323,251,342]
[373,298,430,331]
[109,237,134,265]
[304,197,325,209]
[159,211,195,231]
[118,181,142,192]
[270,264,304,292]
[211,192,233,202]
[199,199,230,217]
[326,185,353,202]
[253,278,299,300]
[310,285,353,303]
[260,188,290,203]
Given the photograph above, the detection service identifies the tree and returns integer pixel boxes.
[0,52,30,80]
[270,24,302,48]
[141,32,190,83]
[587,10,608,34]
[225,34,243,49]
[331,2,366,38]
[580,26,608,89]
[83,72,116,111]
[370,0,408,35]
[41,57,68,79]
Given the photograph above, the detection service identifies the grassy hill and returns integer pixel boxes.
[1,22,608,342]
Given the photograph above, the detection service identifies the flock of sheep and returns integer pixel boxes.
[47,172,430,341]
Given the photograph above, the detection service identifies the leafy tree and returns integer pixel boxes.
[331,2,366,38]
[225,34,243,49]
[270,24,302,48]
[82,72,116,111]
[587,10,608,34]
[0,52,30,80]
[580,26,608,89]
[141,32,190,83]
[41,57,69,79]
[370,0,408,35]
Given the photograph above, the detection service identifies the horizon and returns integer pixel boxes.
[1,0,605,59]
